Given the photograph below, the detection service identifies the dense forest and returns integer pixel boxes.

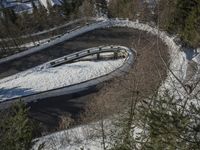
[108,0,200,48]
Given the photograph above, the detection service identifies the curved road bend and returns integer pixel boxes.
[0,27,169,131]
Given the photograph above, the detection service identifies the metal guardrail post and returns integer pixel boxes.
[97,52,100,60]
[114,47,119,59]
[114,51,117,59]
[50,61,56,66]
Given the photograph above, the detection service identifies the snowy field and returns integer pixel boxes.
[0,59,125,102]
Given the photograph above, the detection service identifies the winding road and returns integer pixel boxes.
[0,18,171,130]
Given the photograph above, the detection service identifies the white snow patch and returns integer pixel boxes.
[32,118,143,150]
[32,123,104,150]
[39,0,62,9]
[0,59,125,101]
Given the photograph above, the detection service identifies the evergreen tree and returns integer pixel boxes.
[31,0,38,14]
[62,0,82,17]
[141,92,200,149]
[168,0,200,47]
[1,7,17,25]
[155,0,176,28]
[0,101,38,150]
[108,0,135,19]
[95,0,108,17]
[78,0,96,17]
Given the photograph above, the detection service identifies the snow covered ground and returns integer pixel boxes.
[0,58,125,102]
[32,122,105,150]
[32,119,143,150]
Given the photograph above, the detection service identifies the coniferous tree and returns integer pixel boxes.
[62,0,82,17]
[0,101,39,150]
[168,0,200,47]
[95,0,108,17]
